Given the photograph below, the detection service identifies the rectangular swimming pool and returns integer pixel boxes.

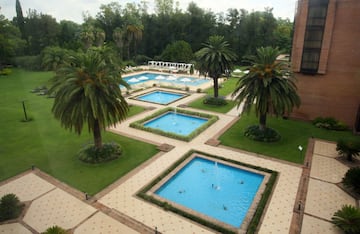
[135,90,186,105]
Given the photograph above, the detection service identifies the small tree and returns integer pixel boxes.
[42,226,68,234]
[331,205,360,234]
[342,167,360,195]
[0,193,23,221]
[336,139,360,162]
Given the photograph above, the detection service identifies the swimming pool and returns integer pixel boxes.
[144,111,208,136]
[134,90,187,105]
[123,73,210,86]
[154,156,265,228]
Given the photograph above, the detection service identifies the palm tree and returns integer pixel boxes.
[331,205,360,234]
[195,35,237,98]
[80,26,95,50]
[125,24,143,59]
[232,46,300,131]
[113,27,125,59]
[94,28,106,47]
[49,48,129,149]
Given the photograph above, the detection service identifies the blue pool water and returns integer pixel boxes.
[123,73,210,86]
[144,111,208,136]
[136,91,185,105]
[155,157,264,227]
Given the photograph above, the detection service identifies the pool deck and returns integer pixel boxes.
[0,87,355,233]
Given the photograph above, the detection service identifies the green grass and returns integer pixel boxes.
[0,69,158,195]
[187,98,237,113]
[219,112,360,164]
[188,77,239,113]
[205,77,239,96]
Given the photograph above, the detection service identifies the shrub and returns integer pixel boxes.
[42,226,68,234]
[0,68,12,76]
[0,194,23,221]
[336,139,360,161]
[134,54,151,65]
[196,88,202,93]
[342,167,360,195]
[13,55,42,71]
[244,125,281,142]
[331,205,360,234]
[78,142,122,163]
[312,117,348,131]
[203,96,227,106]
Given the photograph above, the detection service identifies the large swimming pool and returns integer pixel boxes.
[123,73,210,86]
[154,156,265,228]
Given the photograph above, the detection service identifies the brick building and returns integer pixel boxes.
[291,0,360,132]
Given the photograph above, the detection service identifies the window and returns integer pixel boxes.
[300,0,329,74]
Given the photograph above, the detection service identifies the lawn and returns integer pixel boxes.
[187,77,239,113]
[219,111,360,164]
[0,69,158,195]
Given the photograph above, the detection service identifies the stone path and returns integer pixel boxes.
[0,87,357,233]
[301,140,357,234]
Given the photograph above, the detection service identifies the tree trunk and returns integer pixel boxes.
[213,77,219,98]
[259,114,267,131]
[347,153,353,162]
[93,119,102,149]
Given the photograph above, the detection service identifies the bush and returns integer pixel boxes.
[0,194,23,221]
[13,55,42,71]
[134,54,151,65]
[203,96,227,106]
[0,68,12,76]
[244,125,281,142]
[312,117,348,131]
[342,167,360,195]
[78,142,122,163]
[336,139,360,161]
[331,205,360,234]
[42,226,68,234]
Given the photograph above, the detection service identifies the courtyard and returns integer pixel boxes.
[0,74,355,233]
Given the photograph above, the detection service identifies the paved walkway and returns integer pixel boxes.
[301,140,356,234]
[0,87,356,233]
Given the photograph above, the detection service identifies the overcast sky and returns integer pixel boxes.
[1,0,297,23]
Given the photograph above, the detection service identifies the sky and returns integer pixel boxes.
[1,0,297,23]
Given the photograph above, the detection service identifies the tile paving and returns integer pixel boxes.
[0,86,357,233]
[302,140,356,234]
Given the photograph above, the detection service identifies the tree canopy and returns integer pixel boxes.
[1,0,294,69]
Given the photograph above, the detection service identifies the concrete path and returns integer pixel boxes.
[301,140,357,234]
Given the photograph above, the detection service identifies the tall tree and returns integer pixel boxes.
[0,14,26,66]
[80,26,95,50]
[160,40,193,62]
[49,48,129,149]
[15,0,26,39]
[195,35,237,98]
[232,47,301,131]
[125,24,143,59]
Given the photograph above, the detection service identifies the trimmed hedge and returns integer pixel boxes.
[312,117,348,131]
[130,107,218,141]
[244,125,281,142]
[203,95,228,106]
[137,150,278,234]
[78,142,122,164]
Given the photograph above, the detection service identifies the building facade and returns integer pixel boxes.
[291,0,360,131]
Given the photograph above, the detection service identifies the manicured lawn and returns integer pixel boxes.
[0,69,158,195]
[187,77,239,113]
[187,98,237,113]
[219,112,360,164]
